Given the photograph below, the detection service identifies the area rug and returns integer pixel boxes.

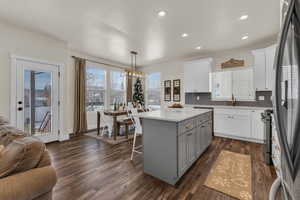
[85,131,134,145]
[204,150,252,200]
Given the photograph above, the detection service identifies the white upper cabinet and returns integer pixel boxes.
[252,48,266,91]
[232,69,255,100]
[211,68,254,101]
[211,71,232,100]
[184,58,212,93]
[251,110,265,141]
[252,44,277,91]
[265,44,277,90]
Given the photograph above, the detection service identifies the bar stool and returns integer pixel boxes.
[130,108,143,160]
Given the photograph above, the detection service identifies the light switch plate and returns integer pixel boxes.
[258,96,265,101]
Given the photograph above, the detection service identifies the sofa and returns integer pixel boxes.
[0,116,57,200]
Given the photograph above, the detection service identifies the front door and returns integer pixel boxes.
[15,59,60,143]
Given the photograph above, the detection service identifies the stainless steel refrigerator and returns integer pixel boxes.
[270,0,300,199]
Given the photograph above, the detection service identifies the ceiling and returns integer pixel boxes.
[0,0,280,66]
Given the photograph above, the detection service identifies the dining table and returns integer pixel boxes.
[98,108,147,140]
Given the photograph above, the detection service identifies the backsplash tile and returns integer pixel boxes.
[185,91,272,107]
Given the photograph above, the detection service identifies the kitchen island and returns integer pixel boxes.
[138,108,213,185]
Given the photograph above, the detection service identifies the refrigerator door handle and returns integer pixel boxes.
[281,80,288,108]
[273,0,295,179]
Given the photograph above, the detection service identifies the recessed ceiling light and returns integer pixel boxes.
[182,33,189,38]
[158,11,166,17]
[239,15,248,20]
[195,46,202,50]
[242,35,249,40]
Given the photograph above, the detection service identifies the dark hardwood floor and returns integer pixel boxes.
[47,136,278,200]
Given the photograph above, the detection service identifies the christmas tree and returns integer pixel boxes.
[133,78,145,106]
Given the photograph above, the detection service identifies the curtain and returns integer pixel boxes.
[73,57,87,135]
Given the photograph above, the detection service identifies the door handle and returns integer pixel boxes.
[281,80,288,108]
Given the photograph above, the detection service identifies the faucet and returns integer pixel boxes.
[230,94,237,106]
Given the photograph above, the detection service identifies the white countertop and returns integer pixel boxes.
[137,108,211,122]
[184,104,272,110]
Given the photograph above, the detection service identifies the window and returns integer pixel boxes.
[86,66,106,111]
[110,71,126,106]
[146,73,161,108]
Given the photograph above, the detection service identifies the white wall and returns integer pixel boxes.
[142,61,185,108]
[140,43,276,108]
[0,21,71,140]
[0,20,129,137]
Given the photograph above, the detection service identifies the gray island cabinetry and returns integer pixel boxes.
[138,109,213,185]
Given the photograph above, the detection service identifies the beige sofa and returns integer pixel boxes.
[0,117,57,200]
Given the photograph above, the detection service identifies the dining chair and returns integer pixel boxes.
[115,102,134,135]
[130,107,143,161]
[98,111,113,137]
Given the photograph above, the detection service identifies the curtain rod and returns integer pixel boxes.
[71,56,129,70]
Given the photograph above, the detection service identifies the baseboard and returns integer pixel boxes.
[58,129,72,141]
[68,128,99,139]
[214,132,264,144]
[59,133,70,142]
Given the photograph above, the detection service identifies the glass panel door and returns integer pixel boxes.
[16,59,59,143]
[23,70,52,135]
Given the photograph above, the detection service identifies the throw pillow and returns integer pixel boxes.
[0,145,4,154]
[0,137,45,178]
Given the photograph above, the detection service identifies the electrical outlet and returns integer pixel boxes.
[258,96,265,101]
[196,96,200,101]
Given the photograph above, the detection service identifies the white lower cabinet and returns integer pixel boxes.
[214,108,265,143]
[251,110,265,141]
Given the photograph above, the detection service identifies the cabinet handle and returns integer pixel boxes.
[187,133,192,136]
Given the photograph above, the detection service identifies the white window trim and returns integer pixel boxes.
[145,72,161,108]
[85,61,126,110]
[109,70,126,107]
[10,54,68,141]
[85,65,107,111]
